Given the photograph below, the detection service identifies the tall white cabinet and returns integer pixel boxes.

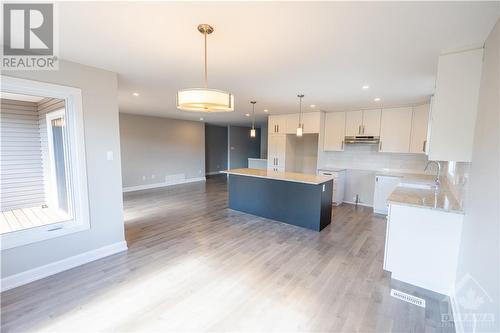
[428,47,483,162]
[267,134,286,171]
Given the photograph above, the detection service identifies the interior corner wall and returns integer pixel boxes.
[205,124,228,175]
[1,60,125,279]
[119,114,205,187]
[454,19,499,333]
[228,125,261,169]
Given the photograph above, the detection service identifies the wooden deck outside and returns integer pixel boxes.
[0,207,70,234]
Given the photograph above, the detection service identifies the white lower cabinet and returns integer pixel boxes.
[317,169,345,205]
[373,175,401,214]
[384,204,464,296]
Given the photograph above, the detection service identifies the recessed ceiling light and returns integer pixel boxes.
[199,117,204,121]
[264,109,269,113]
[132,92,140,97]
[374,97,381,102]
[310,104,316,108]
[245,113,250,117]
[362,85,370,90]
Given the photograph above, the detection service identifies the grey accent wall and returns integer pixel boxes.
[0,99,45,210]
[119,114,205,187]
[228,125,261,169]
[205,124,228,175]
[455,20,499,333]
[1,60,125,278]
[260,125,268,159]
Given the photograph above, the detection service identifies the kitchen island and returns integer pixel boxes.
[224,168,333,231]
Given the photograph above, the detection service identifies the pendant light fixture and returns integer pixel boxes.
[297,94,304,137]
[177,24,234,112]
[250,101,257,138]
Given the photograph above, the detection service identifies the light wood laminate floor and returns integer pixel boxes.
[0,176,454,332]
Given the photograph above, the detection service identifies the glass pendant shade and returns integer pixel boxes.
[296,126,303,137]
[250,128,256,138]
[177,88,234,112]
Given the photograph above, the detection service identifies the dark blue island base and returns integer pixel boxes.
[227,174,333,231]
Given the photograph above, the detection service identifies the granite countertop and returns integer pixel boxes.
[387,185,464,214]
[224,168,332,185]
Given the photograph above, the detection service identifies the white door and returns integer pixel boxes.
[373,175,401,215]
[285,113,299,134]
[302,112,320,133]
[323,112,346,151]
[362,109,381,136]
[410,104,430,154]
[379,107,413,153]
[345,110,363,136]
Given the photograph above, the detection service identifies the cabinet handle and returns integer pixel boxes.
[422,140,427,152]
[379,141,382,151]
[362,125,365,134]
[341,140,344,150]
[358,125,361,134]
[277,125,279,133]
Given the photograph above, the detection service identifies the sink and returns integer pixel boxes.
[399,182,438,190]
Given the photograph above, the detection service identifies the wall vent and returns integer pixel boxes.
[390,289,426,308]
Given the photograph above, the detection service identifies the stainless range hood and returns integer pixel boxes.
[344,136,380,144]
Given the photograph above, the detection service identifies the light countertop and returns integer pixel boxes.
[387,185,464,214]
[224,168,332,185]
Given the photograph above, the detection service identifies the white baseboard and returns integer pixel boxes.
[123,177,206,193]
[205,171,223,176]
[342,200,373,208]
[1,241,128,292]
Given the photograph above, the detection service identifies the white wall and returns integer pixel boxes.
[1,60,125,278]
[119,113,205,188]
[454,19,499,333]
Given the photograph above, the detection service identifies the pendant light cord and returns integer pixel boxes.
[251,101,256,129]
[204,31,208,88]
[298,94,304,126]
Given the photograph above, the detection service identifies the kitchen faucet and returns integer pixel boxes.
[424,161,441,187]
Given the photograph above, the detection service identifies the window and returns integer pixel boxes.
[0,76,89,249]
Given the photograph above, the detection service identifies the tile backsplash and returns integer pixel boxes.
[319,144,429,172]
[443,161,470,208]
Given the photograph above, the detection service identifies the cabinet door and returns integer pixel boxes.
[379,107,412,153]
[302,112,320,133]
[429,48,483,162]
[409,104,430,154]
[362,109,381,136]
[285,114,299,134]
[268,115,287,134]
[345,111,363,136]
[267,135,286,170]
[323,112,346,151]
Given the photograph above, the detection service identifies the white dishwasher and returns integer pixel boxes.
[318,169,346,206]
[373,175,402,214]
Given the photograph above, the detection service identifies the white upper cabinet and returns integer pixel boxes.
[345,109,380,136]
[285,114,299,134]
[268,115,287,134]
[409,104,430,154]
[301,112,321,133]
[379,107,413,153]
[428,48,483,162]
[345,110,363,136]
[362,109,381,136]
[323,112,346,151]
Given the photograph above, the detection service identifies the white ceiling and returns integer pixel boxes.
[57,1,499,126]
